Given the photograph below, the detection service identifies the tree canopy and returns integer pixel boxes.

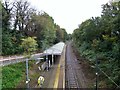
[20,37,38,58]
[72,1,120,88]
[2,0,68,55]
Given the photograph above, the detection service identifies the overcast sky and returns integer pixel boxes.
[13,0,110,34]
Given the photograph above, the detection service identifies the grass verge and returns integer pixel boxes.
[2,60,37,88]
[2,62,26,88]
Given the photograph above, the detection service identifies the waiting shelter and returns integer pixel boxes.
[43,42,65,68]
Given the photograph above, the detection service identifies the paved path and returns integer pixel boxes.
[0,53,45,66]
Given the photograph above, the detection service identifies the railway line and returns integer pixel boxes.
[65,42,87,88]
[65,42,80,88]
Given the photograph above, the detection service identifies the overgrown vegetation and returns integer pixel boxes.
[72,1,120,88]
[1,0,69,56]
[2,60,36,88]
[2,62,26,88]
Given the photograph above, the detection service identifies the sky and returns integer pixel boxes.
[11,0,110,34]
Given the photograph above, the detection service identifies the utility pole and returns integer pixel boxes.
[26,58,30,88]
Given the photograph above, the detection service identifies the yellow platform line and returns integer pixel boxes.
[53,64,60,88]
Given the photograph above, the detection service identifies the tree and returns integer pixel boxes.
[54,25,68,43]
[72,1,120,88]
[2,0,68,56]
[12,0,31,32]
[2,1,15,55]
[25,12,57,49]
[21,37,38,57]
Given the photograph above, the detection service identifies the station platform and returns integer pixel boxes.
[35,44,66,88]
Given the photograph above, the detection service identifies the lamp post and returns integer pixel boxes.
[95,57,100,90]
[96,58,98,90]
[26,58,30,88]
[45,48,49,71]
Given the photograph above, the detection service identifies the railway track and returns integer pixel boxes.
[65,42,80,88]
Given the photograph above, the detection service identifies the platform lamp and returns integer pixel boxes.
[95,56,100,90]
[95,57,98,90]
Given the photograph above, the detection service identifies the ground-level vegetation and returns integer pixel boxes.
[2,60,44,88]
[2,62,26,88]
